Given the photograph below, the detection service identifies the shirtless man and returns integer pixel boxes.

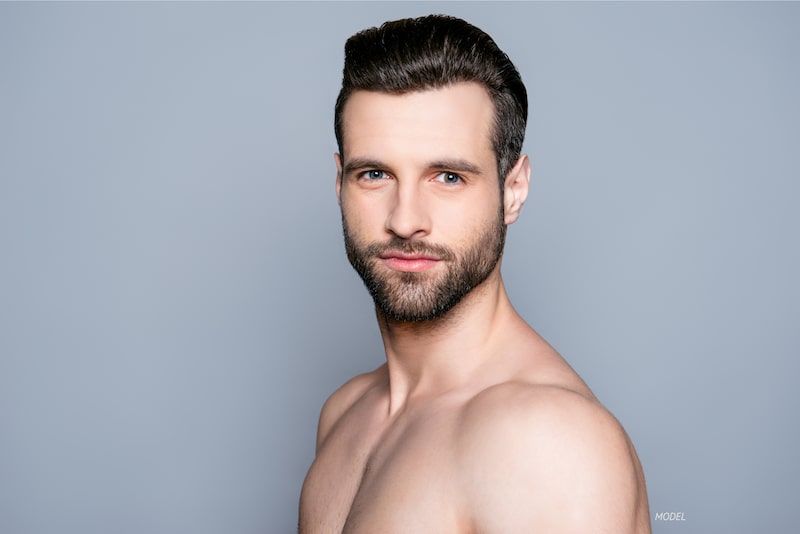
[299,15,650,533]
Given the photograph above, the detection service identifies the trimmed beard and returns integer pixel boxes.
[342,208,506,323]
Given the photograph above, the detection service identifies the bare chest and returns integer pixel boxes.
[300,405,468,534]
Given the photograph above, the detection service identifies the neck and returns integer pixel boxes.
[375,268,520,414]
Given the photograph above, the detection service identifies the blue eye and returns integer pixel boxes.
[436,172,462,184]
[364,170,386,180]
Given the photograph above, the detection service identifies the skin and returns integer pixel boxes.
[299,82,651,533]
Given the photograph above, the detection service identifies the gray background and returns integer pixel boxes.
[1,2,797,533]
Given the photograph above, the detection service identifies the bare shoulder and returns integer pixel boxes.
[456,382,650,533]
[315,366,386,452]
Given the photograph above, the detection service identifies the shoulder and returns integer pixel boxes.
[456,382,649,533]
[457,382,622,461]
[315,366,385,452]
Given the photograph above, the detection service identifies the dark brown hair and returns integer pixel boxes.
[334,15,528,186]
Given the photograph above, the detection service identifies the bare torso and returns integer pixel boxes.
[299,331,650,533]
[302,373,470,533]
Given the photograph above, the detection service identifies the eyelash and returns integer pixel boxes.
[358,170,463,184]
[435,172,463,184]
[362,169,387,180]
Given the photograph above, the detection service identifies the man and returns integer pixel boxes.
[299,15,650,533]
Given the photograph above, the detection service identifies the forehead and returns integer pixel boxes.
[340,82,495,165]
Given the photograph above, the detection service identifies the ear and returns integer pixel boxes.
[503,155,531,225]
[334,153,343,206]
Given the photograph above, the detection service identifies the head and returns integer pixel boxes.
[334,16,530,323]
[334,15,528,188]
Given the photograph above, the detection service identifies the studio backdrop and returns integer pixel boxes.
[1,2,798,533]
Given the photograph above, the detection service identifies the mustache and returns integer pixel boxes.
[362,237,456,262]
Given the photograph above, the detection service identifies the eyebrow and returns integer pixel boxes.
[343,158,386,175]
[343,157,483,176]
[427,158,483,175]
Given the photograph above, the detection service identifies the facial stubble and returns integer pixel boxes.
[342,207,506,323]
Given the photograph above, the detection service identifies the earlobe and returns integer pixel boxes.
[503,155,531,225]
[334,153,343,205]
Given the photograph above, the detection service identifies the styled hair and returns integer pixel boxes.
[334,15,528,186]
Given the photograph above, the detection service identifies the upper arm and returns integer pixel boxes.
[315,391,343,453]
[314,371,379,453]
[458,385,650,533]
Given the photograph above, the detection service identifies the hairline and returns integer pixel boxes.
[336,82,506,186]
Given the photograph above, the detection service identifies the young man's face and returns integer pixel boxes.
[336,83,511,322]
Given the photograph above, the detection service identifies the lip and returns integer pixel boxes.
[379,251,441,273]
[379,251,441,261]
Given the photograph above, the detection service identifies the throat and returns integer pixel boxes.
[374,272,515,412]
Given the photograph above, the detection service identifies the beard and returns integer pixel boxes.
[342,208,506,323]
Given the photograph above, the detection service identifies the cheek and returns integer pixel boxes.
[341,195,382,235]
[436,192,501,233]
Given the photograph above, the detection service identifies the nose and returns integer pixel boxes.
[385,181,431,239]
